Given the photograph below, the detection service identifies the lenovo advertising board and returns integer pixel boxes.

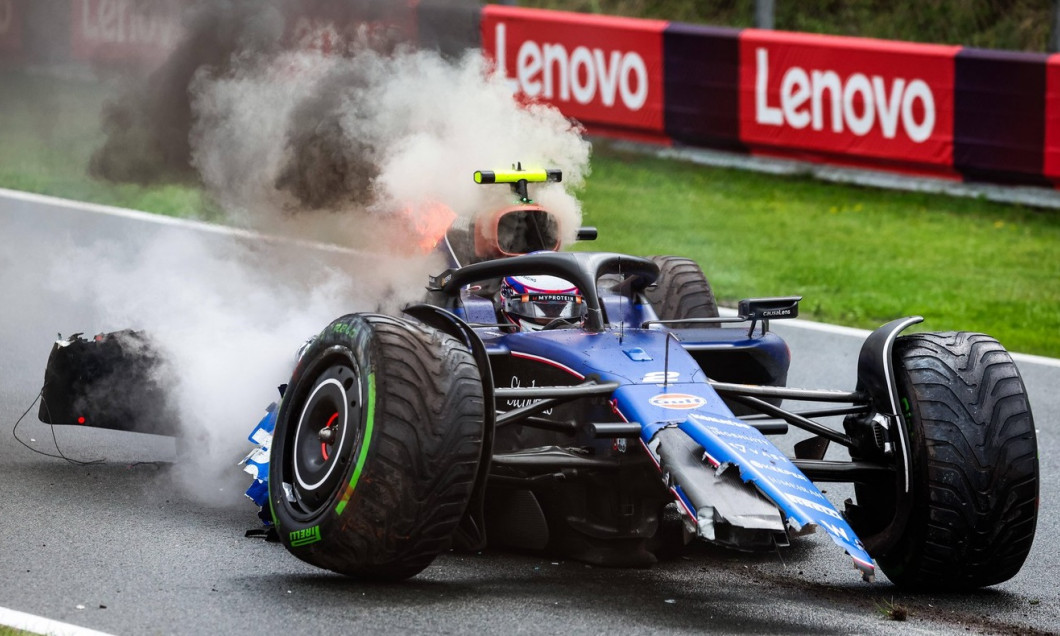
[68,0,418,68]
[739,29,958,174]
[482,5,667,140]
[70,0,182,66]
[285,0,418,55]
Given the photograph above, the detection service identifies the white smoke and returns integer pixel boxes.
[189,47,592,246]
[45,45,592,504]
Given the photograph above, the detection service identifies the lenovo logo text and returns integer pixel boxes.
[79,0,180,48]
[754,47,935,143]
[494,23,648,111]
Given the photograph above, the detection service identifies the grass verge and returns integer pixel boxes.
[518,1,1052,52]
[577,145,1060,357]
[0,72,214,219]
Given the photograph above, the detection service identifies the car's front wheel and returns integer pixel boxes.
[848,332,1038,590]
[269,313,485,580]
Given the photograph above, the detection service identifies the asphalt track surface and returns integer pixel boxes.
[1,190,1057,635]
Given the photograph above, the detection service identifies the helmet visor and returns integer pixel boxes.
[504,293,586,325]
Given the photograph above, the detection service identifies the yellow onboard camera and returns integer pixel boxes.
[473,163,562,203]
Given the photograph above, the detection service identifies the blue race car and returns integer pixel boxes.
[236,167,1039,588]
[41,167,1039,589]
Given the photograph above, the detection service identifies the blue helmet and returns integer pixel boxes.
[500,274,587,331]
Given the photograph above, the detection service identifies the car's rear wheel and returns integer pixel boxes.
[644,255,719,325]
[847,332,1038,589]
[269,313,485,580]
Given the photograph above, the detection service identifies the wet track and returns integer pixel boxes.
[1,190,1057,635]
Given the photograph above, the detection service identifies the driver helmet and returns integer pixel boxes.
[500,274,587,331]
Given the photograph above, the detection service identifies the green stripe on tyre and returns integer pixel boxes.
[335,373,376,516]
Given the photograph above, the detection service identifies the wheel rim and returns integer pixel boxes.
[289,361,363,515]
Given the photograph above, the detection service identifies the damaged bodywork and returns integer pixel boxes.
[38,330,178,436]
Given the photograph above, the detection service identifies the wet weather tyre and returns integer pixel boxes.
[863,332,1038,590]
[268,313,485,580]
[644,256,719,324]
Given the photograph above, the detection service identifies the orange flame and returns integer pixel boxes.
[405,200,457,252]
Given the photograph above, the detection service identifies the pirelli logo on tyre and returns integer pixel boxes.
[289,525,322,547]
[649,393,707,410]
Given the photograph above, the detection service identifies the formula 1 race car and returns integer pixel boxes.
[39,167,1039,590]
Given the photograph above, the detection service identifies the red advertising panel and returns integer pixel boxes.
[285,0,419,56]
[482,5,667,138]
[740,29,959,172]
[0,0,22,54]
[69,0,417,67]
[1043,55,1060,181]
[70,0,183,66]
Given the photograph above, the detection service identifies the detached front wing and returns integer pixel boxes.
[38,331,179,436]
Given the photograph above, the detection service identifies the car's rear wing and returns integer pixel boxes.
[643,296,802,337]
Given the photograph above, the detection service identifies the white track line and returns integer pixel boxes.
[0,187,362,255]
[719,305,1060,369]
[0,606,114,636]
[4,188,1058,369]
[783,316,1060,369]
[1,187,248,234]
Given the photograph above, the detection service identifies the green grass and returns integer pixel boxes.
[0,72,213,219]
[1,70,1058,357]
[576,145,1060,357]
[518,0,1053,52]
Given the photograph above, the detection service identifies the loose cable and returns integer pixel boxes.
[12,388,104,465]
